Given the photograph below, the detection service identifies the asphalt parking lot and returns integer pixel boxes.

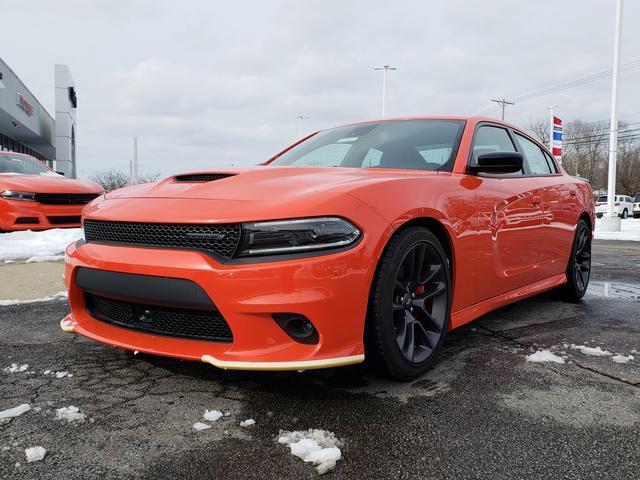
[1,240,639,479]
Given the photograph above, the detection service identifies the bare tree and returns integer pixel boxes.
[562,120,608,189]
[137,172,161,183]
[90,169,162,192]
[526,119,550,148]
[616,135,640,195]
[90,169,130,192]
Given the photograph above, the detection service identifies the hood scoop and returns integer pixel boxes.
[173,173,236,183]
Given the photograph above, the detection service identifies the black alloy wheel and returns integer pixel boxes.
[392,242,448,364]
[561,219,591,301]
[367,227,451,381]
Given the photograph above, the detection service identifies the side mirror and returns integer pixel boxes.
[468,151,523,175]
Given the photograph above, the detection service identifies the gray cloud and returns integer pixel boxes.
[2,0,639,178]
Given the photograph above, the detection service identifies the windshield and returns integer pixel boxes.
[596,196,607,203]
[0,154,52,175]
[269,120,466,172]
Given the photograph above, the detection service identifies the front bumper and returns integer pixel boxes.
[62,239,375,370]
[0,199,84,231]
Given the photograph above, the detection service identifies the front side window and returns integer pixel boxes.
[269,120,466,172]
[0,154,52,175]
[471,125,523,176]
[515,133,553,175]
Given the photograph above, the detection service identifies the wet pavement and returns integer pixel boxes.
[1,240,639,479]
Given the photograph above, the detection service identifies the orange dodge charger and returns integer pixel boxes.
[0,152,103,231]
[62,117,595,380]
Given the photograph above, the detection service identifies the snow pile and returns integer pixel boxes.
[278,429,342,475]
[570,344,612,357]
[240,419,255,427]
[44,370,72,378]
[203,410,223,422]
[594,218,640,242]
[3,363,29,373]
[55,406,85,423]
[25,446,46,463]
[525,350,565,364]
[611,354,635,364]
[0,291,67,306]
[0,404,31,419]
[0,228,81,262]
[193,422,211,430]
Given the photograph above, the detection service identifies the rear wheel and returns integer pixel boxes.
[560,219,591,302]
[367,227,450,381]
[621,209,628,219]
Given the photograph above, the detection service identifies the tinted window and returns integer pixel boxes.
[472,126,522,176]
[269,120,466,172]
[515,133,552,175]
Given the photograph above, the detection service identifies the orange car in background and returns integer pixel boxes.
[62,117,595,380]
[0,152,103,231]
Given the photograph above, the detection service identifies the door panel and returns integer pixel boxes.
[537,176,580,277]
[473,176,545,302]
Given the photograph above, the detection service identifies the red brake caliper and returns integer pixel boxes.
[416,285,425,295]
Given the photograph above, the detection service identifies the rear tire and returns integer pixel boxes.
[366,227,451,381]
[560,219,591,302]
[620,209,628,219]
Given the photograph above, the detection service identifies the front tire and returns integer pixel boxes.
[367,227,451,381]
[620,209,628,219]
[560,219,591,302]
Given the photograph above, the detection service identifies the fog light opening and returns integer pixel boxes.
[272,313,319,345]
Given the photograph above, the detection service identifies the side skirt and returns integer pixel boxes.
[450,273,567,330]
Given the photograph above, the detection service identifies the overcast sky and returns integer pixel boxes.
[2,0,639,178]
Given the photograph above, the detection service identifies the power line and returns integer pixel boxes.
[513,58,640,103]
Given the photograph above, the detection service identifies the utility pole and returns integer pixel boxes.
[603,0,624,232]
[491,98,515,120]
[132,137,138,185]
[297,115,310,138]
[374,65,397,117]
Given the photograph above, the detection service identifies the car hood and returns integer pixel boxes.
[0,174,103,194]
[107,166,443,202]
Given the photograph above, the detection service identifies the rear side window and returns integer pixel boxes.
[514,133,553,175]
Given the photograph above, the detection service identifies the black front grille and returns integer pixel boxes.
[174,173,235,182]
[83,220,241,258]
[48,215,81,225]
[34,193,100,205]
[15,217,39,224]
[85,293,233,342]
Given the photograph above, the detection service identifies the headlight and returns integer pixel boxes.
[237,217,361,257]
[0,190,37,201]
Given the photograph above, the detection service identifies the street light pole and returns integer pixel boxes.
[297,115,310,138]
[603,0,624,232]
[374,65,397,117]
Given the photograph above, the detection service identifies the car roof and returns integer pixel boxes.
[330,115,517,131]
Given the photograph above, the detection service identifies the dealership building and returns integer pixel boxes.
[0,58,78,177]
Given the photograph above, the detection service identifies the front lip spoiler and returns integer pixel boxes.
[59,315,364,371]
[201,354,365,372]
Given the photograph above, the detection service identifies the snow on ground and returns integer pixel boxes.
[278,429,342,475]
[25,446,46,463]
[203,410,223,422]
[3,363,29,373]
[526,350,566,364]
[570,344,613,357]
[0,228,81,262]
[193,422,211,430]
[55,406,85,423]
[0,291,67,306]
[612,354,635,364]
[239,419,255,427]
[0,404,31,419]
[594,218,640,242]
